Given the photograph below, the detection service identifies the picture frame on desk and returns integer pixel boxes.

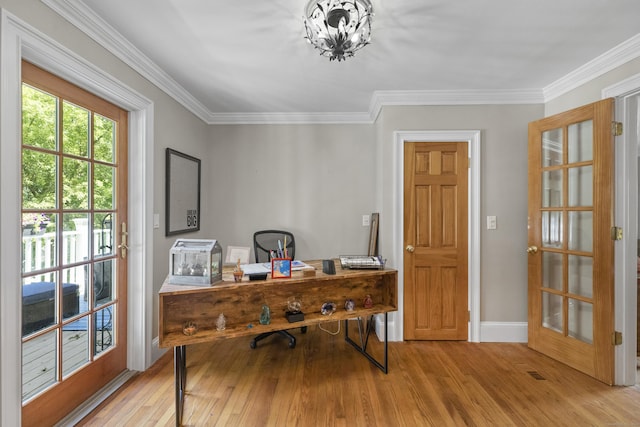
[271,258,291,278]
[368,212,379,256]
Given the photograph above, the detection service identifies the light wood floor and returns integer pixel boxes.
[78,325,640,426]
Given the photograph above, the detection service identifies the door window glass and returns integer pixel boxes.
[568,299,593,344]
[568,120,593,163]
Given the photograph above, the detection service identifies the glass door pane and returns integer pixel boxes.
[538,120,594,345]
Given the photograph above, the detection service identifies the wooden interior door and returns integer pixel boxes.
[404,142,468,340]
[527,98,615,384]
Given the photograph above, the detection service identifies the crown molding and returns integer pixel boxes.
[368,89,544,121]
[41,1,640,125]
[207,111,373,125]
[41,0,212,123]
[602,72,640,98]
[543,33,640,102]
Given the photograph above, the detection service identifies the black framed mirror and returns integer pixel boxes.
[165,148,201,236]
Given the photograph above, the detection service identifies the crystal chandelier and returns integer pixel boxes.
[303,0,374,62]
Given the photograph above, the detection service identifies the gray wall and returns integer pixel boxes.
[195,106,542,327]
[204,124,377,260]
[376,105,544,322]
[3,0,640,340]
[186,105,544,329]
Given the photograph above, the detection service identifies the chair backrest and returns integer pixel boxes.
[253,230,295,262]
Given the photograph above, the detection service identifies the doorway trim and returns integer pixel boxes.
[603,74,640,386]
[1,10,154,424]
[393,130,481,342]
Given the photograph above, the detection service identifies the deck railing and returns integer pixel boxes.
[22,228,112,287]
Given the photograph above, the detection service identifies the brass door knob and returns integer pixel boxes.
[406,245,415,253]
[526,246,538,254]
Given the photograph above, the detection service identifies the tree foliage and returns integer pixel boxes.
[22,84,116,229]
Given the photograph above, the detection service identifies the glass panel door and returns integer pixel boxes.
[21,61,127,424]
[538,120,594,343]
[528,98,615,384]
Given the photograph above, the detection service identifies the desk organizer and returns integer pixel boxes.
[339,255,386,270]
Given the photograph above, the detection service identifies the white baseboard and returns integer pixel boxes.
[53,370,136,427]
[374,314,398,341]
[151,336,168,366]
[479,321,528,343]
[375,318,527,343]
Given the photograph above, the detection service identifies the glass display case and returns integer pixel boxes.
[169,239,222,286]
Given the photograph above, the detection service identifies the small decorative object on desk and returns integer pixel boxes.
[183,321,198,336]
[321,301,337,315]
[260,305,271,325]
[363,294,374,309]
[233,258,244,282]
[286,297,304,322]
[216,313,226,331]
[344,299,355,311]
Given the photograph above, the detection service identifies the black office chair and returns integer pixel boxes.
[250,230,305,349]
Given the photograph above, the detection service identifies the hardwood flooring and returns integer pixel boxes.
[78,324,640,426]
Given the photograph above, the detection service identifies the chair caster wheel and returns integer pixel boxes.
[250,341,257,349]
[301,326,308,334]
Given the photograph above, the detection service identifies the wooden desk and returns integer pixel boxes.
[159,259,397,426]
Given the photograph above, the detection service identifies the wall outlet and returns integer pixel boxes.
[362,214,370,227]
[153,213,160,229]
[487,215,497,230]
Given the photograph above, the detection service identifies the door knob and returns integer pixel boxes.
[526,246,538,254]
[406,245,415,253]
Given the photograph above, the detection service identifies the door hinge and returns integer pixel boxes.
[467,310,471,322]
[610,226,623,241]
[612,121,623,136]
[612,331,622,346]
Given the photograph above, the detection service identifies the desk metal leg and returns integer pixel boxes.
[344,312,388,373]
[174,345,187,426]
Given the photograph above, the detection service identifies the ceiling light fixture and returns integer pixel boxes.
[303,0,373,62]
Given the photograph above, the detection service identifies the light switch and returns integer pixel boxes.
[487,215,497,230]
[153,213,160,229]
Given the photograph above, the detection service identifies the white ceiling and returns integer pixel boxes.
[52,1,640,122]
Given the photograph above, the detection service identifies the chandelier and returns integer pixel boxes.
[303,0,374,62]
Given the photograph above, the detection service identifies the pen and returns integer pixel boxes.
[283,235,288,258]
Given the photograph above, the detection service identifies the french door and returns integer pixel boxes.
[527,98,615,384]
[21,61,128,425]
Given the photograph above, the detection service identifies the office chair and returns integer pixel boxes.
[250,230,306,349]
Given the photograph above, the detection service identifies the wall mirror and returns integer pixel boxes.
[166,148,201,236]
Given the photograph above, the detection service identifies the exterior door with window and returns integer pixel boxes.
[527,98,615,384]
[21,61,128,424]
[404,141,469,340]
